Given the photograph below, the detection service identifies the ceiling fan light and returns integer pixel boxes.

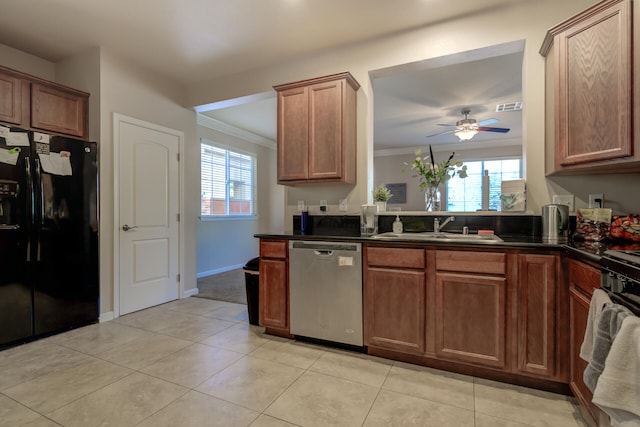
[454,128,478,141]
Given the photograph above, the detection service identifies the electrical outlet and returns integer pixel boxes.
[589,194,604,208]
[297,200,306,212]
[339,199,348,212]
[552,195,575,212]
[319,200,327,213]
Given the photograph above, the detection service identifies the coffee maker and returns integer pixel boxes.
[0,179,19,228]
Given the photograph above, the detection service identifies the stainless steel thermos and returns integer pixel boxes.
[541,204,569,242]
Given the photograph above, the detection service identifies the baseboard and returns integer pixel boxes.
[197,263,245,279]
[183,288,199,298]
[99,312,114,322]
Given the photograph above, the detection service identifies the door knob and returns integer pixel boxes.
[122,224,138,231]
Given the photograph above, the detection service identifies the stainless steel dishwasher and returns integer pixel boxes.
[289,240,363,346]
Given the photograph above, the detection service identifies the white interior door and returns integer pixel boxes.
[117,119,180,315]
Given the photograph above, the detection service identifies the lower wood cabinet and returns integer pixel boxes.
[260,239,570,393]
[363,245,565,383]
[516,254,561,379]
[259,240,289,336]
[568,258,602,425]
[364,247,426,354]
[433,250,508,369]
[434,271,507,369]
[365,267,426,354]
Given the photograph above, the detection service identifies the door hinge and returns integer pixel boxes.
[176,274,180,282]
[176,213,180,222]
[176,153,180,162]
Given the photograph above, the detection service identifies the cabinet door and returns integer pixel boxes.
[31,82,88,139]
[434,272,507,369]
[517,254,557,378]
[277,86,309,182]
[555,0,632,167]
[0,71,25,126]
[308,80,343,180]
[364,267,426,354]
[259,258,288,331]
[569,286,601,425]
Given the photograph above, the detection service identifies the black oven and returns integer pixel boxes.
[600,250,640,316]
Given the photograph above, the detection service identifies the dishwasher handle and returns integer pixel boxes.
[314,250,334,257]
[290,241,361,252]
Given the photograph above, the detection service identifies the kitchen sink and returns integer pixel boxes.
[370,232,503,244]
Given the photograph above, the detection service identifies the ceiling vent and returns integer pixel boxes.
[496,102,523,112]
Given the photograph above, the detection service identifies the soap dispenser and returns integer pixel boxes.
[393,215,403,233]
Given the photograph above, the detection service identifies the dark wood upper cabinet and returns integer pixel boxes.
[0,65,89,140]
[541,0,640,174]
[274,72,359,185]
[0,70,28,127]
[31,82,88,140]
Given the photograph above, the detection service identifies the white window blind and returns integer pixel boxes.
[201,143,256,217]
[447,159,521,212]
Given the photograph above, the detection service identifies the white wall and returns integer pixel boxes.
[0,43,55,81]
[187,0,618,220]
[196,120,284,277]
[97,48,198,315]
[1,42,283,316]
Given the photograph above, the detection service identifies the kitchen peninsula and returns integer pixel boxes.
[255,212,623,408]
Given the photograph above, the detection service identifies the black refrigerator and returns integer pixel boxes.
[0,127,98,349]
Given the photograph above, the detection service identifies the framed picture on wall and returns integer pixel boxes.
[386,183,406,204]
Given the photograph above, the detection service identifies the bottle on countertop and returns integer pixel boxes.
[482,169,490,211]
[393,215,403,233]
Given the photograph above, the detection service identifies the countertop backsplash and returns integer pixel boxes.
[292,213,565,238]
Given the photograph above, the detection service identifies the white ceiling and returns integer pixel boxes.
[0,0,525,151]
[372,41,524,153]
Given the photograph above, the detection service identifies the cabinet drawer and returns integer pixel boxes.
[435,250,506,275]
[260,240,287,259]
[569,259,600,295]
[367,247,425,269]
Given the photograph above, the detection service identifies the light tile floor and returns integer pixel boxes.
[0,297,588,427]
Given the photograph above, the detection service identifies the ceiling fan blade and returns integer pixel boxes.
[437,123,456,127]
[426,129,454,138]
[478,118,499,126]
[478,126,510,133]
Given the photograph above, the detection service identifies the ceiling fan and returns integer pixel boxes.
[427,109,510,141]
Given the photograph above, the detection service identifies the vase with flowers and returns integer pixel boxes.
[406,145,468,211]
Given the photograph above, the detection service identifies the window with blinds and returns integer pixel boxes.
[446,159,521,212]
[201,143,256,217]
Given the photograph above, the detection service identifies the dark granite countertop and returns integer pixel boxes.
[260,213,640,264]
[254,232,561,249]
[254,232,640,264]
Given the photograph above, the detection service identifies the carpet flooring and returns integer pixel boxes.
[196,268,247,305]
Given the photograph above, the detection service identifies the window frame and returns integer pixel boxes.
[445,157,522,212]
[200,140,257,220]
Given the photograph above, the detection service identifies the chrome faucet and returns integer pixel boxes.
[434,216,455,233]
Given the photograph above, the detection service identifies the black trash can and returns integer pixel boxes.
[243,257,260,326]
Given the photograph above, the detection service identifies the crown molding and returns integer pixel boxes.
[197,113,276,150]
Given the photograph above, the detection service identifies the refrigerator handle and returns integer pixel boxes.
[25,156,33,262]
[35,158,43,262]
